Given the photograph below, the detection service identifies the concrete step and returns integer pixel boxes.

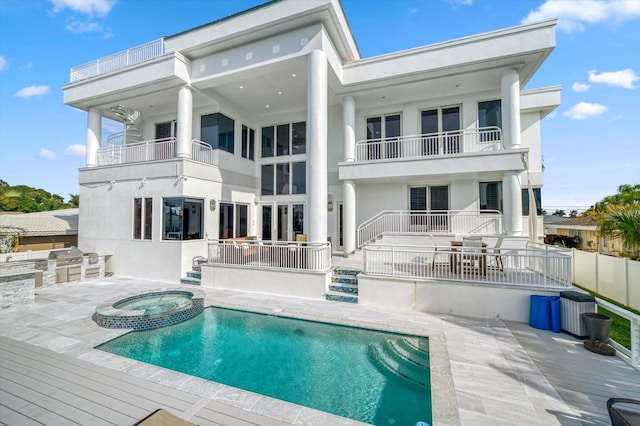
[186,271,201,279]
[325,291,358,304]
[180,277,201,286]
[328,283,358,295]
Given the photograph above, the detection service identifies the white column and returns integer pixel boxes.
[501,69,521,149]
[86,108,101,167]
[307,50,328,244]
[343,180,356,254]
[343,96,355,162]
[503,171,522,235]
[177,86,193,158]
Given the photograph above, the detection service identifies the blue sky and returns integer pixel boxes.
[0,0,638,212]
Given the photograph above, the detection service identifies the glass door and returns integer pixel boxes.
[429,186,450,231]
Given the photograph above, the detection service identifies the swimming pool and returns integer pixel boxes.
[97,307,432,425]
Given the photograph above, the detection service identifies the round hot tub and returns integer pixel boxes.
[96,289,204,330]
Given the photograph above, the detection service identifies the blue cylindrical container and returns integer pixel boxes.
[529,295,551,330]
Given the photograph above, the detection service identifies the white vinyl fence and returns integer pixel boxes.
[573,249,640,311]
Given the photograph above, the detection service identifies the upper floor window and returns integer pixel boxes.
[241,125,255,160]
[421,107,460,154]
[261,161,306,195]
[155,121,176,140]
[366,114,401,159]
[133,198,153,240]
[201,113,234,153]
[261,122,306,158]
[478,100,502,128]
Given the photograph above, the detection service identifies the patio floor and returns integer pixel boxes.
[0,277,638,425]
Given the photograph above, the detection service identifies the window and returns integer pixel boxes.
[261,164,274,195]
[420,107,460,154]
[219,202,249,239]
[261,161,306,196]
[155,121,176,140]
[163,198,203,240]
[201,113,234,153]
[366,114,401,159]
[262,126,274,158]
[478,100,502,128]
[409,186,449,229]
[241,125,255,160]
[479,182,503,212]
[478,100,502,142]
[261,122,306,158]
[522,188,542,216]
[133,198,153,240]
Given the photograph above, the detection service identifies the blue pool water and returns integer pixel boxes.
[97,307,432,425]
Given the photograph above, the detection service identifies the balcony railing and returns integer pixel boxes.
[207,240,332,272]
[363,243,572,289]
[96,138,176,166]
[70,38,165,82]
[95,139,219,166]
[354,126,502,162]
[357,210,503,247]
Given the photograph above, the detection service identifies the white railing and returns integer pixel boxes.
[207,239,332,272]
[362,243,572,288]
[354,126,502,162]
[96,138,175,166]
[70,38,165,82]
[595,298,640,368]
[191,140,216,165]
[357,210,503,247]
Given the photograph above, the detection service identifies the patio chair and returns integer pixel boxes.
[607,398,640,426]
[461,237,484,275]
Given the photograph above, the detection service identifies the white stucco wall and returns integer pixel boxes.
[358,275,560,323]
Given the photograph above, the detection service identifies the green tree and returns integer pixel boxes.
[595,184,640,211]
[569,210,578,218]
[552,209,566,217]
[598,206,640,259]
[0,181,72,212]
[69,194,80,208]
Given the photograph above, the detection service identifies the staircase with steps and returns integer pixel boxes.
[180,257,205,285]
[367,337,431,389]
[325,268,360,303]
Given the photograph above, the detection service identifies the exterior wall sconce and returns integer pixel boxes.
[209,200,216,211]
[327,201,333,212]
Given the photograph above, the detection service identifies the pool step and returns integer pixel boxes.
[368,338,431,389]
[187,271,201,279]
[180,277,201,286]
[326,268,361,303]
[180,259,205,286]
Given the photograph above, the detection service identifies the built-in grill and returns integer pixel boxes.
[49,248,83,283]
[49,248,84,266]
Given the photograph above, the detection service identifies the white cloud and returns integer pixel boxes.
[563,102,607,119]
[0,56,6,71]
[65,18,103,34]
[410,7,418,14]
[571,82,590,92]
[49,0,115,17]
[588,68,639,89]
[15,85,50,98]
[18,62,33,71]
[64,144,86,156]
[522,0,640,32]
[38,149,56,159]
[447,0,473,5]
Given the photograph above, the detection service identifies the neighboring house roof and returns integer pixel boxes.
[0,209,79,237]
[544,215,597,231]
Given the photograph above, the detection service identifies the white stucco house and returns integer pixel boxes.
[63,0,562,299]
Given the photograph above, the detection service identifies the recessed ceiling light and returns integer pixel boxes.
[265,105,270,108]
[239,85,244,89]
[291,73,296,77]
[278,91,283,95]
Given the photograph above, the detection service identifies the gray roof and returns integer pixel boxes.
[0,209,79,236]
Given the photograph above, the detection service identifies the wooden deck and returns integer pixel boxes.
[0,336,291,426]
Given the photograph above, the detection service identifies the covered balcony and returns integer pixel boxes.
[339,127,528,181]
